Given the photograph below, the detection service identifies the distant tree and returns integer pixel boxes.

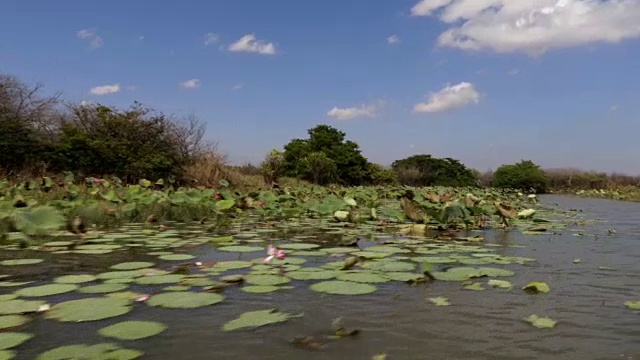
[493,160,549,193]
[282,125,371,185]
[367,163,398,185]
[391,154,477,187]
[261,149,286,184]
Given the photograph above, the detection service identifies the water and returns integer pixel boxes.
[3,195,640,359]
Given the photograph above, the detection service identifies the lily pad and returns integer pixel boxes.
[428,297,450,306]
[135,274,185,285]
[0,315,30,330]
[385,272,426,282]
[98,321,167,340]
[36,343,142,360]
[487,279,513,290]
[523,282,550,294]
[463,282,485,291]
[244,274,291,286]
[158,254,195,261]
[336,272,389,283]
[206,261,253,272]
[366,261,416,272]
[523,314,557,329]
[277,243,320,250]
[241,285,291,293]
[15,284,78,297]
[0,295,16,302]
[0,332,32,350]
[624,300,640,310]
[287,269,336,281]
[54,275,97,284]
[146,292,224,309]
[109,262,155,271]
[0,350,14,360]
[310,281,377,295]
[0,299,46,315]
[78,283,128,294]
[222,309,292,331]
[46,297,131,322]
[0,259,44,266]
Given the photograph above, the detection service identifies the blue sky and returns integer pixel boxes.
[2,0,640,173]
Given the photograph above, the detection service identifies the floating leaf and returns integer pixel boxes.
[277,243,320,250]
[385,272,426,282]
[46,297,131,322]
[0,259,44,266]
[463,282,485,291]
[310,281,377,295]
[336,272,389,283]
[287,269,336,281]
[109,262,155,271]
[0,332,32,350]
[98,321,167,340]
[78,283,128,294]
[0,300,46,315]
[523,314,557,329]
[135,275,185,285]
[15,284,78,297]
[146,292,224,309]
[624,300,640,310]
[158,254,194,261]
[244,274,291,286]
[487,279,513,290]
[523,282,550,294]
[242,285,292,294]
[14,206,65,235]
[428,297,450,306]
[36,343,143,360]
[54,275,97,284]
[222,309,292,332]
[0,315,30,330]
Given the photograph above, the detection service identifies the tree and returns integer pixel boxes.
[260,149,286,184]
[391,154,477,187]
[281,125,371,185]
[493,160,549,193]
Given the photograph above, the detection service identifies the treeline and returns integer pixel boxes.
[2,72,638,192]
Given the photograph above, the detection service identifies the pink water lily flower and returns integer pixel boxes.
[263,244,286,262]
[136,294,150,302]
[213,193,222,199]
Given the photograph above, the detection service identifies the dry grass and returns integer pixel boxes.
[183,151,256,188]
[544,167,640,190]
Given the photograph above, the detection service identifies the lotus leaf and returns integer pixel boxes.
[206,261,253,272]
[0,315,30,330]
[13,206,65,235]
[179,277,217,287]
[523,282,550,294]
[463,282,485,291]
[164,285,190,291]
[46,297,131,322]
[0,350,14,360]
[0,299,46,315]
[158,254,195,261]
[428,297,450,306]
[385,272,426,282]
[0,259,44,266]
[146,292,224,309]
[109,262,155,270]
[0,332,32,350]
[487,279,513,290]
[624,300,640,310]
[78,283,129,294]
[310,281,377,295]
[135,274,185,285]
[98,321,167,340]
[0,295,16,302]
[54,275,97,284]
[244,274,291,286]
[241,285,292,293]
[366,261,416,272]
[287,269,336,281]
[36,343,142,360]
[523,315,557,329]
[15,284,78,297]
[106,292,146,301]
[222,309,292,331]
[277,243,320,250]
[336,272,389,283]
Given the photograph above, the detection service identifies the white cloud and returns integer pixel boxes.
[89,84,120,95]
[180,79,200,89]
[231,83,244,91]
[609,104,619,112]
[204,32,219,46]
[228,34,276,55]
[508,68,520,76]
[410,0,640,56]
[77,28,103,49]
[387,35,401,44]
[413,82,480,113]
[327,100,386,121]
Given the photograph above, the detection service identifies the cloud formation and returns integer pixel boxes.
[180,79,201,89]
[410,0,640,55]
[387,35,401,44]
[89,84,119,95]
[228,34,276,55]
[204,33,219,46]
[413,82,479,113]
[77,28,103,49]
[327,101,386,120]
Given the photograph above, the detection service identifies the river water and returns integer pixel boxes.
[5,195,640,360]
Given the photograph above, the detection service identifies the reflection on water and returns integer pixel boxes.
[2,195,640,360]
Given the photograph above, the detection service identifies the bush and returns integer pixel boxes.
[260,149,286,184]
[493,160,549,193]
[367,163,397,185]
[391,154,477,187]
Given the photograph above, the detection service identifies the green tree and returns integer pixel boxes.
[282,125,371,185]
[367,163,397,185]
[260,149,286,184]
[391,154,477,187]
[300,152,337,185]
[493,160,549,193]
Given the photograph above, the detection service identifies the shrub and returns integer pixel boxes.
[493,160,549,193]
[391,154,477,187]
[260,149,286,184]
[367,163,397,185]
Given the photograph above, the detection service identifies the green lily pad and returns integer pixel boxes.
[206,261,253,272]
[78,283,128,294]
[146,292,224,309]
[0,295,17,302]
[385,272,426,282]
[523,282,550,294]
[428,297,450,306]
[158,254,194,261]
[45,297,131,322]
[463,282,485,291]
[15,284,78,297]
[287,269,336,281]
[477,267,515,277]
[523,314,557,329]
[366,261,416,272]
[336,272,389,283]
[241,285,291,293]
[0,282,33,288]
[624,300,640,310]
[109,262,155,271]
[98,321,167,340]
[0,332,32,350]
[0,315,30,330]
[0,299,46,315]
[0,350,14,360]
[164,285,190,292]
[36,343,143,360]
[487,279,513,290]
[217,245,263,253]
[310,281,377,295]
[277,243,320,250]
[135,274,185,285]
[222,309,292,331]
[244,274,291,286]
[54,275,97,284]
[0,259,44,266]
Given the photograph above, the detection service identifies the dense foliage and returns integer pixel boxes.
[493,160,550,193]
[392,154,477,187]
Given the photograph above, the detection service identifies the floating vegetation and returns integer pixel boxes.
[222,309,295,332]
[522,315,557,329]
[98,321,167,341]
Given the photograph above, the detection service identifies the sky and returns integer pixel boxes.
[2,0,640,173]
